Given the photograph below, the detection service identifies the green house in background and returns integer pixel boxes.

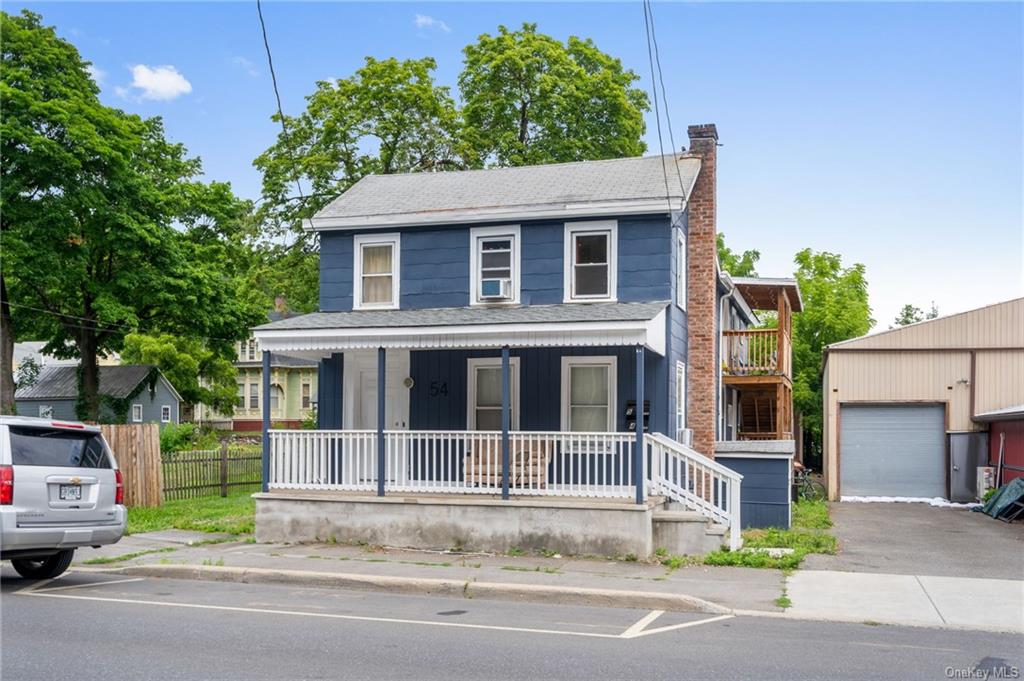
[198,306,318,431]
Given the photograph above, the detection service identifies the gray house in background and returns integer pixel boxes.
[15,364,182,425]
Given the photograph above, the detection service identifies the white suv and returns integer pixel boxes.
[0,416,126,578]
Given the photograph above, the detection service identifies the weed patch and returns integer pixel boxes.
[83,547,176,565]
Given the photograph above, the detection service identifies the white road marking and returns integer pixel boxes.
[623,614,735,638]
[621,609,665,637]
[16,578,733,640]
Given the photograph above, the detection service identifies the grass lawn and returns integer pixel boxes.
[127,492,255,536]
[662,499,838,571]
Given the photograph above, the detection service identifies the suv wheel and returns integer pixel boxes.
[11,549,75,579]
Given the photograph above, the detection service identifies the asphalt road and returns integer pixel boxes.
[2,569,1021,681]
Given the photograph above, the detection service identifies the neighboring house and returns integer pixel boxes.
[15,364,182,425]
[196,308,319,431]
[13,341,120,371]
[251,124,801,556]
[822,297,1024,501]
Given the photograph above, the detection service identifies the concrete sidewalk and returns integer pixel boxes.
[69,532,1023,633]
[783,570,1024,633]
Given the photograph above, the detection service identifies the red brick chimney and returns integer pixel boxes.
[685,123,719,459]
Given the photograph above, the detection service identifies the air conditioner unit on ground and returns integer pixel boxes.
[480,278,512,301]
[977,466,996,501]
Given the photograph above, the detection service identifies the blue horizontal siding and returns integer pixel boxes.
[717,456,791,529]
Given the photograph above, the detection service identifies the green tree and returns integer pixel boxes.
[121,333,239,414]
[459,23,649,167]
[0,11,263,420]
[892,302,938,328]
[717,233,760,277]
[253,56,461,246]
[791,249,873,460]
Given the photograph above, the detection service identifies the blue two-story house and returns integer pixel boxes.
[253,124,801,555]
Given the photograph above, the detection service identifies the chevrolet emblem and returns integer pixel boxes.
[70,476,81,484]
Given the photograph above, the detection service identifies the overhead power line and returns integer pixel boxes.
[644,0,687,198]
[642,0,672,214]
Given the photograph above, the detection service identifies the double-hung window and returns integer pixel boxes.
[675,361,687,437]
[249,383,259,410]
[561,356,616,432]
[354,234,400,309]
[470,226,520,305]
[301,383,311,409]
[676,230,687,310]
[270,386,282,411]
[161,405,172,423]
[131,404,143,423]
[467,358,520,430]
[236,383,245,409]
[564,221,617,302]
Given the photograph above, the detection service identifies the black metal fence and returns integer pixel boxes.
[162,444,262,501]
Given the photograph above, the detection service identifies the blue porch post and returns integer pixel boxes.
[261,350,271,493]
[377,346,386,497]
[501,345,510,500]
[635,345,645,505]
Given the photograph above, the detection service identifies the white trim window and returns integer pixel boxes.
[564,221,617,302]
[675,361,687,437]
[676,230,687,311]
[249,383,259,410]
[560,356,617,432]
[301,382,311,410]
[470,225,520,305]
[467,357,520,430]
[236,383,245,409]
[38,405,53,419]
[131,404,143,423]
[270,385,283,411]
[353,233,400,310]
[161,405,172,423]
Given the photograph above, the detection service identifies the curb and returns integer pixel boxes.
[91,563,732,615]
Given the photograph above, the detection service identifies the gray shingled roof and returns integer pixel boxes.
[314,154,700,223]
[256,301,669,332]
[237,353,318,368]
[15,365,160,401]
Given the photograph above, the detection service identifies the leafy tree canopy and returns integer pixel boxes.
[717,233,760,277]
[0,10,263,420]
[121,333,239,414]
[892,302,938,328]
[460,23,649,167]
[790,249,873,454]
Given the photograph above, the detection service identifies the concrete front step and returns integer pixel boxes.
[651,509,728,556]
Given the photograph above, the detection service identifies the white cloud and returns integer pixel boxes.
[127,64,192,101]
[86,64,105,85]
[231,55,260,78]
[414,14,450,34]
[114,86,129,99]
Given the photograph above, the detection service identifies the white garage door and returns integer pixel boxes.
[840,404,946,498]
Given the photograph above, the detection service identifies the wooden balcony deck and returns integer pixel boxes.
[722,328,792,380]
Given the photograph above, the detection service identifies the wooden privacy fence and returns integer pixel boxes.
[100,424,163,508]
[162,443,262,501]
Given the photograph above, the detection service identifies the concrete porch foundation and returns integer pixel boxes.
[255,491,661,558]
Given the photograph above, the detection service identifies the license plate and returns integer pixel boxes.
[59,484,82,501]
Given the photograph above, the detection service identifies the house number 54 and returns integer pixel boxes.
[429,381,448,397]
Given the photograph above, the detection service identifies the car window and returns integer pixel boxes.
[9,427,111,469]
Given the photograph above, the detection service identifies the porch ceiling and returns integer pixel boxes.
[253,301,668,357]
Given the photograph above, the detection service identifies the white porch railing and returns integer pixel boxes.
[644,432,744,550]
[268,430,638,499]
[268,429,742,549]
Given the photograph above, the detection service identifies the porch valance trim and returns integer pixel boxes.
[254,310,667,356]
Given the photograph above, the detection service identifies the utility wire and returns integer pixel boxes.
[644,0,687,198]
[642,0,672,214]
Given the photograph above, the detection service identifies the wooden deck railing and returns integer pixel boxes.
[722,328,791,377]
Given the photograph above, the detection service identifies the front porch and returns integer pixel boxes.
[251,302,743,554]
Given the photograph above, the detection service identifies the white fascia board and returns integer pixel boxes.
[306,198,686,232]
[254,317,667,356]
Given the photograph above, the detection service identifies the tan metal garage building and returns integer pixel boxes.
[822,297,1024,501]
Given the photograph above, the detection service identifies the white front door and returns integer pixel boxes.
[345,350,410,485]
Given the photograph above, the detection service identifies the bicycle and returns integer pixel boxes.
[794,467,827,502]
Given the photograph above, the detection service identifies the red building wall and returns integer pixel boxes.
[989,420,1024,483]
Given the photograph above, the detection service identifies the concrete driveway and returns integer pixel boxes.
[801,502,1024,579]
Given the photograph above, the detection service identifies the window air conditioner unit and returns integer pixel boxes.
[481,278,513,301]
[679,428,694,447]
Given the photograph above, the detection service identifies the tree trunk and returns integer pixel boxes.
[0,275,16,414]
[77,329,101,422]
[518,101,529,146]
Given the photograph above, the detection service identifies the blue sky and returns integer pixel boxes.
[16,1,1024,329]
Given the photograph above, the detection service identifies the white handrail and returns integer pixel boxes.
[644,432,743,551]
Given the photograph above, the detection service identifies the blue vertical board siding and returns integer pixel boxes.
[317,353,344,429]
[401,229,470,309]
[319,232,353,311]
[317,215,674,311]
[409,346,666,433]
[717,457,791,529]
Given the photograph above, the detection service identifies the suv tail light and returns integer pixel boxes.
[114,469,124,505]
[0,465,13,505]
